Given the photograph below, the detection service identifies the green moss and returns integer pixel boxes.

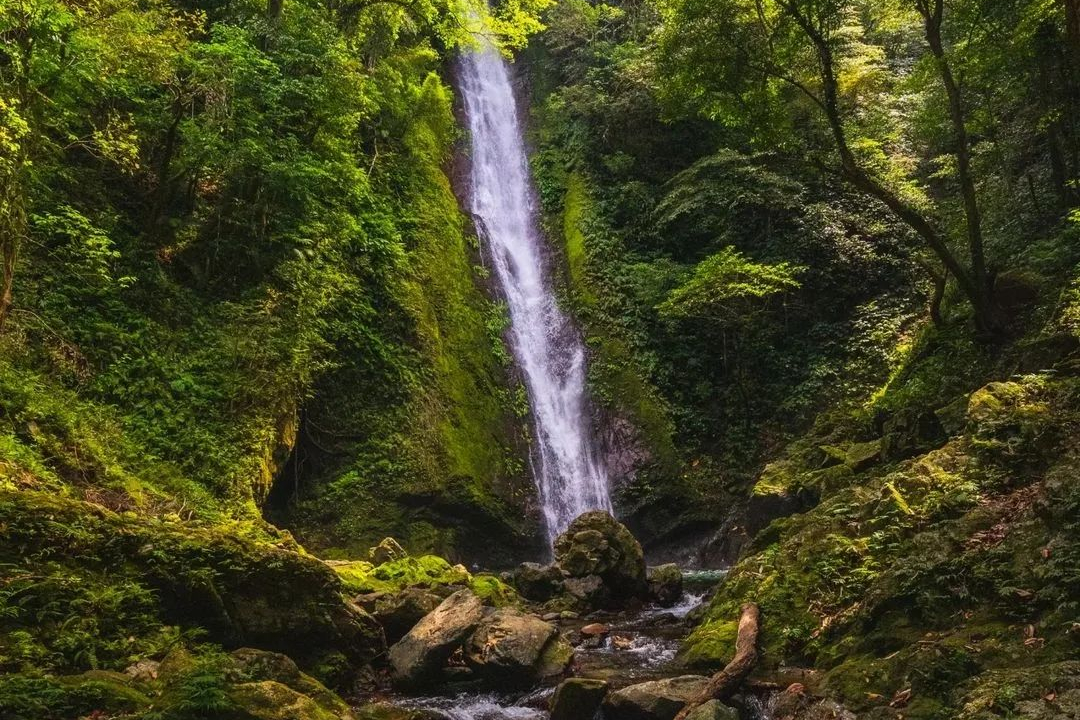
[468,574,520,607]
[0,671,151,720]
[333,555,469,594]
[680,619,738,670]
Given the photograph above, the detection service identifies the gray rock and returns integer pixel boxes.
[550,677,608,720]
[603,675,710,720]
[464,608,561,683]
[388,589,484,687]
[513,562,564,601]
[563,575,608,606]
[647,564,683,608]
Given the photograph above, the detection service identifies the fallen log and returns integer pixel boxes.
[673,602,760,720]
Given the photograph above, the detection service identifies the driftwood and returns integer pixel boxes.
[673,602,761,720]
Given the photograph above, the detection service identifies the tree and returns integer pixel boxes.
[656,0,1004,334]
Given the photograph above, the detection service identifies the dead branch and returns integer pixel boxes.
[674,602,761,720]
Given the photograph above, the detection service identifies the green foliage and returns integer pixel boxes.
[658,246,804,323]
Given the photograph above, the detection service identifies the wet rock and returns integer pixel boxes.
[542,612,561,621]
[370,537,408,565]
[513,562,564,601]
[372,588,443,643]
[684,700,738,720]
[464,608,566,684]
[554,512,648,601]
[534,633,575,679]
[563,574,609,606]
[388,589,485,687]
[603,675,710,720]
[581,622,609,637]
[647,564,683,607]
[550,677,608,720]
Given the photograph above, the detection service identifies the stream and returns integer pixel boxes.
[386,573,735,719]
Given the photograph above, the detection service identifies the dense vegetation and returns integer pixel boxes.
[2,0,1079,717]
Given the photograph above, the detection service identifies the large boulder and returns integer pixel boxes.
[554,511,647,600]
[388,589,485,687]
[603,675,711,720]
[647,564,683,608]
[550,677,608,720]
[465,607,572,684]
[513,562,564,601]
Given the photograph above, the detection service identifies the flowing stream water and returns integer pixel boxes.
[458,18,611,543]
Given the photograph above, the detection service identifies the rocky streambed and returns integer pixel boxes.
[350,513,773,720]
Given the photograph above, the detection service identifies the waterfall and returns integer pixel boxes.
[458,28,612,543]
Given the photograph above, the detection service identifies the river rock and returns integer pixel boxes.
[603,675,711,720]
[580,622,609,637]
[550,677,608,720]
[369,537,408,565]
[647,564,683,608]
[465,608,572,684]
[388,589,484,687]
[684,700,739,720]
[372,588,443,643]
[554,511,647,602]
[513,562,564,601]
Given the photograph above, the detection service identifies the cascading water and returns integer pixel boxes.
[458,21,612,543]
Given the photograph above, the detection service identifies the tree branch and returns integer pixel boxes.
[673,603,761,720]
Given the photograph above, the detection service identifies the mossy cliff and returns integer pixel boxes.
[268,73,538,563]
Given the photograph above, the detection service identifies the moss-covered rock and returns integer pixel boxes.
[0,489,385,679]
[683,373,1080,715]
[553,511,648,602]
[231,680,345,720]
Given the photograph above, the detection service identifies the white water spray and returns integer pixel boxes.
[458,23,612,542]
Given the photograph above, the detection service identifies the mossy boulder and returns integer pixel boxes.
[0,489,385,677]
[550,677,608,720]
[684,700,739,720]
[647,564,683,607]
[228,648,351,717]
[231,680,346,720]
[333,555,470,595]
[553,511,647,602]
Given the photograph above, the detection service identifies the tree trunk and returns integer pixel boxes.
[918,0,991,313]
[1065,0,1080,70]
[673,603,760,720]
[0,243,14,334]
